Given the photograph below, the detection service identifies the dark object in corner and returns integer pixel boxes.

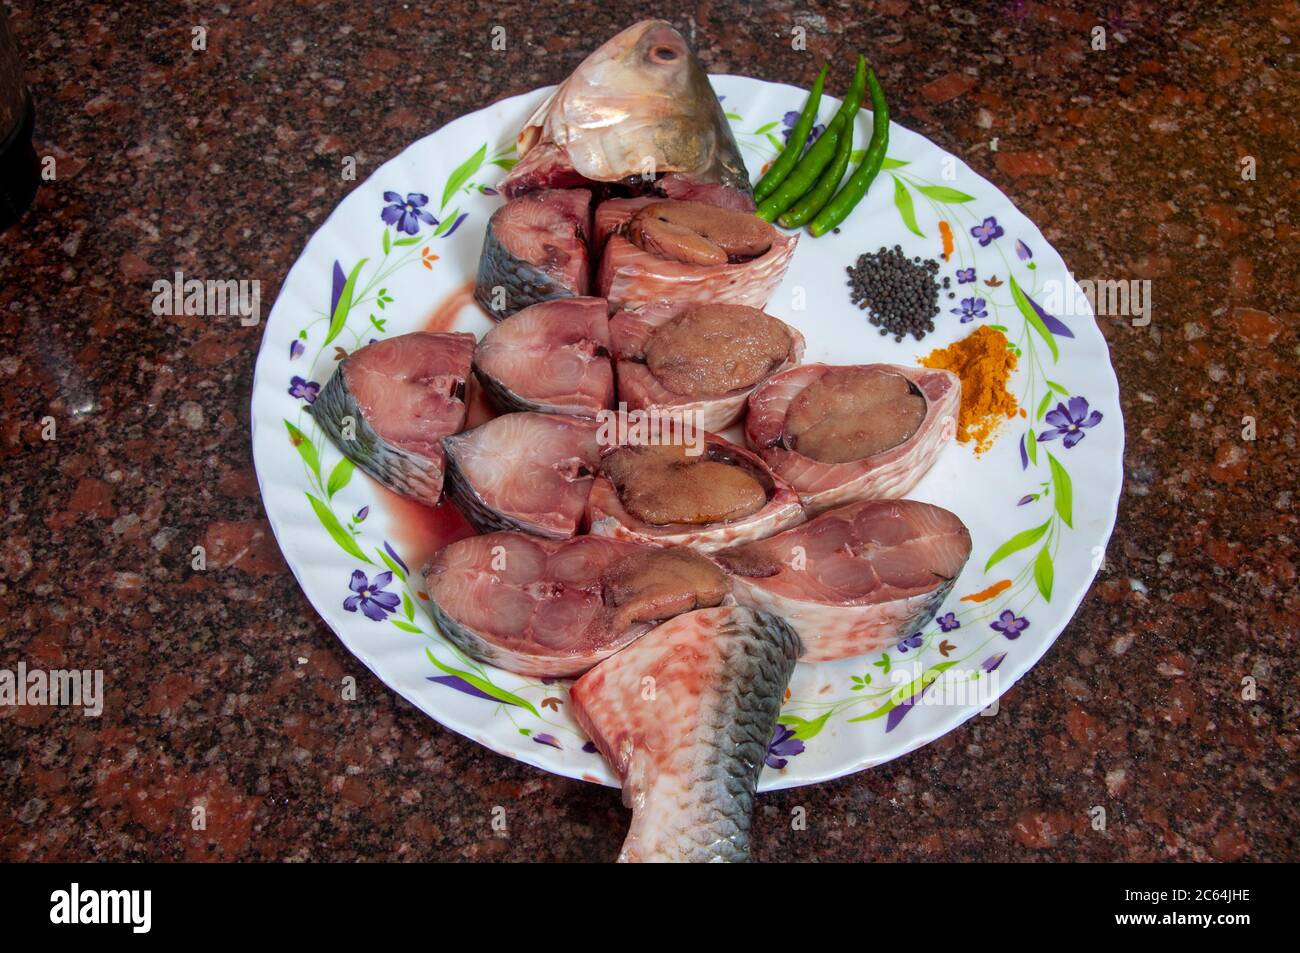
[1,13,38,229]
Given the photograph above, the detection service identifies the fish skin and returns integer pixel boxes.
[501,20,749,199]
[310,332,475,506]
[715,499,973,661]
[474,190,591,320]
[570,606,802,863]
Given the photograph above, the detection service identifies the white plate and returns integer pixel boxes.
[251,76,1123,790]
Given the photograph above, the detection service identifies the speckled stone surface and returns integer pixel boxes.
[0,0,1295,862]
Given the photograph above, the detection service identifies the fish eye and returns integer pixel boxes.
[651,45,679,62]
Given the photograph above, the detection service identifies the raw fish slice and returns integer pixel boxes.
[423,533,729,677]
[570,606,802,863]
[475,189,591,319]
[610,303,804,431]
[598,227,796,313]
[592,181,753,254]
[715,500,972,661]
[473,297,614,416]
[594,196,658,253]
[442,412,600,538]
[587,431,804,552]
[501,21,749,199]
[655,173,756,211]
[311,332,475,505]
[746,363,960,513]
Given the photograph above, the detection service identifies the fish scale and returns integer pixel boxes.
[571,606,802,863]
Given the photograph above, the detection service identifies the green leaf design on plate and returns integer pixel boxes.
[391,619,423,634]
[1045,379,1069,396]
[393,234,423,247]
[434,208,459,236]
[778,711,833,740]
[892,175,923,237]
[985,519,1051,572]
[881,157,908,169]
[489,157,517,170]
[847,661,958,722]
[1036,391,1052,421]
[307,493,371,563]
[848,696,897,722]
[326,457,354,498]
[913,184,975,203]
[1034,545,1054,601]
[442,143,486,210]
[324,258,368,347]
[753,120,779,134]
[1047,451,1073,528]
[1010,273,1058,362]
[284,420,321,481]
[1026,428,1039,466]
[376,547,407,583]
[425,648,539,717]
[765,132,784,152]
[382,229,391,255]
[401,591,415,621]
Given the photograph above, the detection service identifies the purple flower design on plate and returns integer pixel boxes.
[781,110,825,148]
[951,296,989,323]
[533,733,562,750]
[441,212,468,238]
[885,695,920,733]
[896,632,924,653]
[970,216,1004,247]
[354,505,370,523]
[383,541,409,576]
[1039,396,1103,449]
[343,569,401,621]
[1015,239,1033,260]
[288,375,320,403]
[381,191,437,235]
[990,609,1029,639]
[478,184,498,196]
[428,674,498,702]
[1017,494,1037,506]
[581,740,599,754]
[766,725,805,769]
[982,653,1007,672]
[936,612,960,633]
[956,267,976,284]
[1023,288,1075,338]
[289,339,304,360]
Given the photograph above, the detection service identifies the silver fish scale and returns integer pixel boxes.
[310,369,445,506]
[474,219,578,320]
[667,610,801,863]
[424,596,499,668]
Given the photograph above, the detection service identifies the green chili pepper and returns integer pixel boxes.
[756,112,846,222]
[809,67,889,237]
[753,64,828,202]
[778,56,868,228]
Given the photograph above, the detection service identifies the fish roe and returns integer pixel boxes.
[919,325,1019,453]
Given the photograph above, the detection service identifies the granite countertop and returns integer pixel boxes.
[0,0,1295,862]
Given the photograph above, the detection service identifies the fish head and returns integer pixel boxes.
[507,20,749,196]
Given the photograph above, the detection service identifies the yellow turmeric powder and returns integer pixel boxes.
[919,325,1019,453]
